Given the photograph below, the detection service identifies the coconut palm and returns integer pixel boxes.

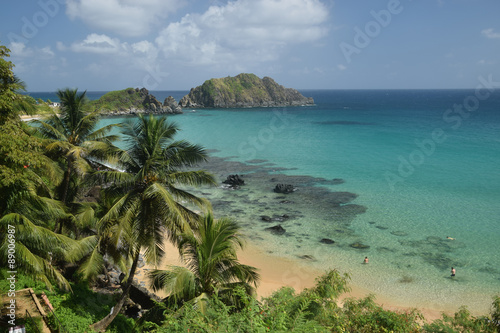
[0,212,81,291]
[148,213,260,313]
[0,170,81,291]
[90,114,216,332]
[31,88,121,207]
[69,195,131,286]
[0,116,82,290]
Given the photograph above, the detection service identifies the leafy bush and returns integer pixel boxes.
[423,298,500,333]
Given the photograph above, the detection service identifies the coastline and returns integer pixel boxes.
[20,110,497,321]
[130,151,496,324]
[137,237,457,323]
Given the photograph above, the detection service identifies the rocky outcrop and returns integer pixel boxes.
[163,96,183,114]
[91,87,183,116]
[179,73,314,108]
[274,184,296,194]
[265,224,286,235]
[222,174,245,187]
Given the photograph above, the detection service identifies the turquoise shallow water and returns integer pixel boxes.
[84,89,500,312]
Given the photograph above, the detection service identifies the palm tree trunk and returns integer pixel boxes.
[54,161,72,233]
[61,159,72,204]
[90,248,141,332]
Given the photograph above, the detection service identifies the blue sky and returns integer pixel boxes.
[1,0,499,91]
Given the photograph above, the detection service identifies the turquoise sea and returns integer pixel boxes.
[30,89,500,313]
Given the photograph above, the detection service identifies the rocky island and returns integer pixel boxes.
[179,73,314,108]
[90,87,183,116]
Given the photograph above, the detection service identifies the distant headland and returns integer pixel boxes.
[179,73,314,108]
[89,87,183,116]
[79,74,314,116]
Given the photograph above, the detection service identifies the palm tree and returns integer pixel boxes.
[31,88,121,206]
[148,213,260,313]
[0,212,81,291]
[70,196,131,286]
[0,160,81,291]
[91,114,216,332]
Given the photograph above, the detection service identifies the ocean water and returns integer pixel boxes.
[32,89,500,313]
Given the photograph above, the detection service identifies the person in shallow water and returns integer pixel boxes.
[363,257,369,264]
[446,236,456,240]
[451,267,456,277]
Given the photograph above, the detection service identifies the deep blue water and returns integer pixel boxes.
[29,89,500,312]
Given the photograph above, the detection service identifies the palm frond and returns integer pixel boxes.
[31,117,68,142]
[164,140,210,168]
[76,237,105,281]
[166,170,216,188]
[148,266,198,301]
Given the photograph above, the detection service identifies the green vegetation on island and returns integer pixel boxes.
[1,42,500,333]
[88,88,183,115]
[179,73,314,108]
[89,88,146,111]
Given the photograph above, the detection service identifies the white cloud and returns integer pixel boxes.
[70,34,126,54]
[9,42,55,59]
[337,64,346,71]
[66,0,184,37]
[9,42,32,57]
[156,0,329,66]
[481,28,500,39]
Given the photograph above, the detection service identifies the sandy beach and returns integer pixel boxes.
[137,237,458,323]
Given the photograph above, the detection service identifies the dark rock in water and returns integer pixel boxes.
[320,238,335,244]
[279,200,294,204]
[223,174,245,187]
[265,224,286,235]
[298,255,317,261]
[261,214,290,223]
[377,247,395,253]
[274,184,296,194]
[329,192,358,205]
[375,226,388,230]
[246,159,268,164]
[368,221,376,224]
[390,231,408,237]
[350,242,370,249]
[331,178,345,185]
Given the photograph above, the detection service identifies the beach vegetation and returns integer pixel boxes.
[147,213,260,313]
[31,88,121,207]
[88,114,216,331]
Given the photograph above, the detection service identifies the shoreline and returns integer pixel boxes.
[131,154,497,323]
[137,238,469,324]
[21,111,495,321]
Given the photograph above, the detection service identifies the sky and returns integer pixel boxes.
[1,0,499,91]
